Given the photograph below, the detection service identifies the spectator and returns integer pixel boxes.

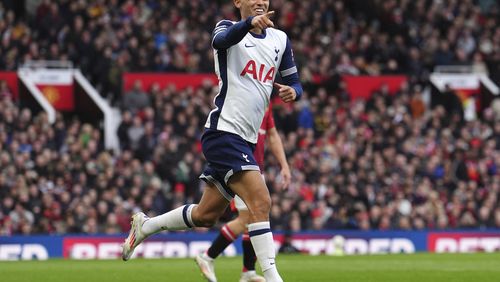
[0,80,13,100]
[278,231,300,254]
[118,111,133,150]
[122,80,151,113]
[440,84,464,122]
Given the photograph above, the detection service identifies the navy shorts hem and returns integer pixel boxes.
[199,174,233,201]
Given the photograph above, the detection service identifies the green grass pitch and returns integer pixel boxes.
[1,253,499,282]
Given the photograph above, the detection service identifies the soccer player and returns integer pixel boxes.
[122,0,302,281]
[195,102,291,282]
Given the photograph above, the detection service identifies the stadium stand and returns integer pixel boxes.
[1,0,500,235]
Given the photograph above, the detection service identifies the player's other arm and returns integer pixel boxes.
[267,126,291,189]
[212,12,275,49]
[274,38,303,103]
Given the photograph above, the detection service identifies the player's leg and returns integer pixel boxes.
[208,214,246,257]
[240,221,263,282]
[196,197,247,282]
[122,182,228,261]
[204,197,247,261]
[229,170,283,282]
[235,210,265,282]
[198,196,263,282]
[226,198,264,282]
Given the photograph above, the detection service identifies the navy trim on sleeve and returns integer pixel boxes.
[279,38,296,74]
[281,72,303,101]
[279,37,303,101]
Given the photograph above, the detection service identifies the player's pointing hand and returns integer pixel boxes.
[274,82,297,103]
[251,11,275,30]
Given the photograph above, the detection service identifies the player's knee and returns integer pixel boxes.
[248,194,271,219]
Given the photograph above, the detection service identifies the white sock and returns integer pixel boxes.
[141,204,196,235]
[248,221,283,282]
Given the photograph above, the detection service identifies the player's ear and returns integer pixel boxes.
[233,0,241,9]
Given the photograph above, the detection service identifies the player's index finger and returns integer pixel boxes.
[265,11,275,18]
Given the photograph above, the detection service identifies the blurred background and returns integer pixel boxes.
[1,0,500,259]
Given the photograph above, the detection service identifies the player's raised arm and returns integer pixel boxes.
[275,37,303,103]
[212,12,275,49]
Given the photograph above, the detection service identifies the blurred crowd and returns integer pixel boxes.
[1,0,500,235]
[2,76,500,235]
[0,0,499,102]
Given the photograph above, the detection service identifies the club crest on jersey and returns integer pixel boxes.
[240,60,275,83]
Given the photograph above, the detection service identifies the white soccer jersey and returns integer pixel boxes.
[205,19,298,144]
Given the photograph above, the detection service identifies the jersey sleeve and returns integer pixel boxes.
[279,37,298,77]
[278,37,303,101]
[211,17,254,50]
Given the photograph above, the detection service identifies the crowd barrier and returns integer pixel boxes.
[1,230,499,260]
[122,73,409,101]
